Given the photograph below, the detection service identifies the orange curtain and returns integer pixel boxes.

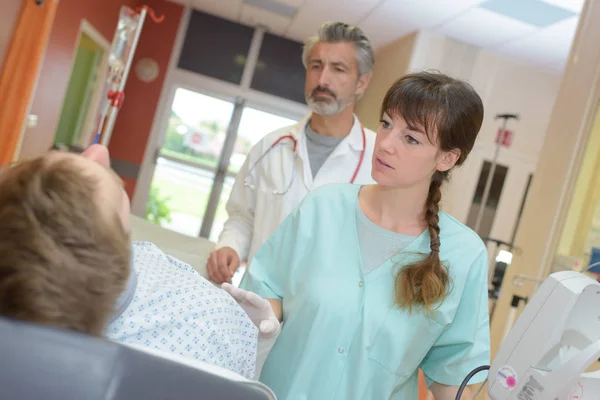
[0,0,58,165]
[418,369,429,400]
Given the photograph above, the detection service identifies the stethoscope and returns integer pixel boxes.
[244,126,367,195]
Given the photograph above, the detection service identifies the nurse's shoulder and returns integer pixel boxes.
[432,213,488,324]
[438,212,487,276]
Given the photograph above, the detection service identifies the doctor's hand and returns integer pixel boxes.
[207,247,240,284]
[221,283,281,338]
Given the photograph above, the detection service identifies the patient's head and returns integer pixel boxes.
[0,146,130,336]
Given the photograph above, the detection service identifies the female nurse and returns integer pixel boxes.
[223,71,490,399]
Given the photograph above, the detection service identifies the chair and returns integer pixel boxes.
[0,317,276,400]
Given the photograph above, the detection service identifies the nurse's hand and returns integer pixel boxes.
[207,247,240,284]
[221,283,280,338]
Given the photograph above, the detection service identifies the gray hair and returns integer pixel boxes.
[302,21,375,76]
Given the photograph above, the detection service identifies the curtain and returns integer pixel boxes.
[418,369,431,400]
[0,0,58,165]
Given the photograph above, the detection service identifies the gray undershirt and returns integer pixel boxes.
[356,201,417,274]
[305,121,344,178]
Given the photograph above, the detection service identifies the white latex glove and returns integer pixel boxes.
[221,283,280,337]
[222,283,281,379]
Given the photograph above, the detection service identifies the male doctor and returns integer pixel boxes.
[207,21,377,284]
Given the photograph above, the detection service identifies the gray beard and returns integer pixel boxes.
[306,96,353,116]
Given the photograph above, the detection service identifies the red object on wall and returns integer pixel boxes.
[495,128,513,147]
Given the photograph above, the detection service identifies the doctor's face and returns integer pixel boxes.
[304,41,370,116]
[372,113,458,189]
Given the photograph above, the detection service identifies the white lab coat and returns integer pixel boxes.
[216,113,376,263]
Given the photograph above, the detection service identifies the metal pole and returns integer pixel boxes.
[199,97,246,238]
[501,294,528,341]
[473,120,505,234]
[239,25,265,90]
[473,113,519,234]
[100,7,147,146]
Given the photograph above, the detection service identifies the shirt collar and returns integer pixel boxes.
[346,114,365,151]
[296,113,365,150]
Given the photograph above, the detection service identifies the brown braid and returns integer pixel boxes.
[394,171,450,312]
[383,71,484,312]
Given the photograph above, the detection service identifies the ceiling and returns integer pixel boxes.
[171,0,586,73]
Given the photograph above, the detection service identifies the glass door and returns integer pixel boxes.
[145,87,298,240]
[146,88,235,236]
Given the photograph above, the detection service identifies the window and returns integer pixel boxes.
[250,33,306,103]
[149,89,237,237]
[178,11,254,85]
[228,106,297,174]
[466,160,509,238]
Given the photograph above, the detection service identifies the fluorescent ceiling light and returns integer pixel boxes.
[480,0,576,27]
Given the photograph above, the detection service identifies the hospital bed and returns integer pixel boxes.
[130,215,214,278]
[0,218,275,399]
[0,316,276,399]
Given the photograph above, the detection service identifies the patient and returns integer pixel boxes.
[0,146,260,379]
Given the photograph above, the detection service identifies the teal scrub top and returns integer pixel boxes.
[240,183,490,400]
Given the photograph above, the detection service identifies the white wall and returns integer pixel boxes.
[409,31,562,244]
[354,33,418,131]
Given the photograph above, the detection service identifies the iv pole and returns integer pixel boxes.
[473,113,519,234]
[93,5,164,146]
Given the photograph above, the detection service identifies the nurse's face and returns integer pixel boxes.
[371,112,458,188]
